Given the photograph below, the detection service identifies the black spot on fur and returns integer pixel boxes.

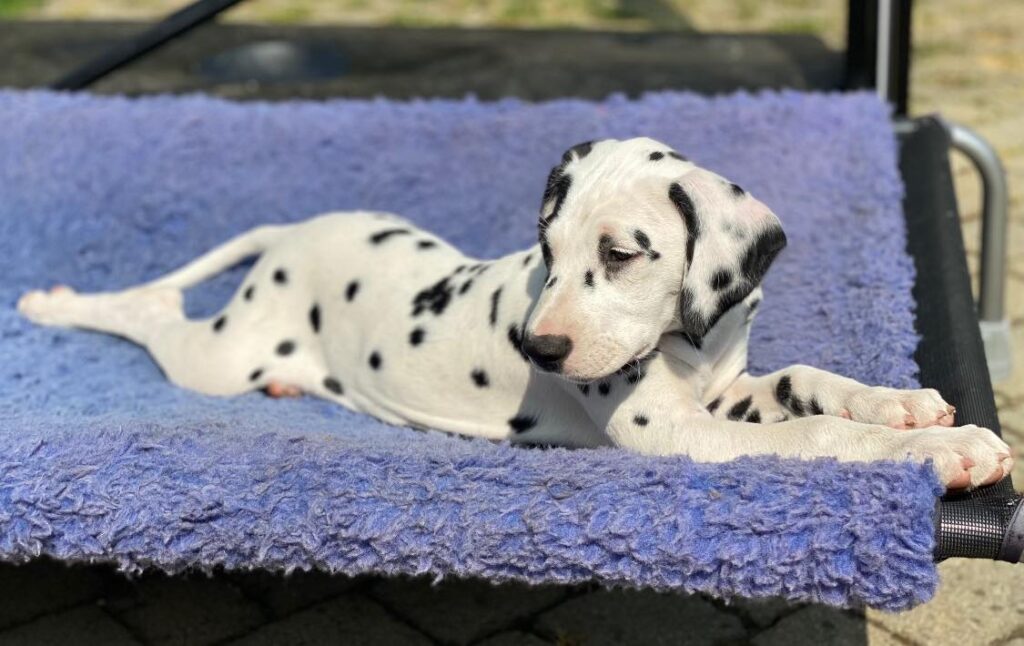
[634,229,652,250]
[578,384,590,396]
[412,276,454,317]
[633,415,649,426]
[545,276,558,289]
[273,268,288,284]
[243,285,255,301]
[584,270,594,287]
[775,375,792,406]
[489,288,502,327]
[459,279,474,295]
[276,340,296,356]
[598,382,611,396]
[454,265,466,274]
[668,151,688,161]
[417,240,437,249]
[746,410,762,424]
[471,369,489,388]
[508,415,537,433]
[669,183,699,266]
[346,281,360,302]
[369,352,382,370]
[409,327,425,346]
[790,395,806,416]
[248,368,263,382]
[649,151,664,161]
[523,254,533,267]
[212,315,226,332]
[309,304,320,333]
[809,398,825,416]
[707,397,722,414]
[677,287,707,341]
[625,369,646,385]
[323,377,343,395]
[369,228,411,244]
[730,183,745,196]
[727,396,753,420]
[710,269,733,291]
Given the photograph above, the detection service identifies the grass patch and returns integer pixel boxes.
[0,0,43,18]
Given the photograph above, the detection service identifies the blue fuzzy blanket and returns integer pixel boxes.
[0,89,941,610]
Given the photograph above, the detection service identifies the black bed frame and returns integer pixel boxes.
[33,0,1024,563]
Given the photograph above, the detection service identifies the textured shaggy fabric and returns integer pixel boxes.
[0,89,940,610]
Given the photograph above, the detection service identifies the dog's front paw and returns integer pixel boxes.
[17,285,77,326]
[843,386,955,429]
[892,425,1011,489]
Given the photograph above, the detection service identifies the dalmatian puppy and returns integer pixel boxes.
[18,137,1012,490]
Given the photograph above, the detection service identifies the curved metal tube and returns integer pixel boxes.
[945,121,1010,323]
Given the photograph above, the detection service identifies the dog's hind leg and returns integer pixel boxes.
[17,224,300,396]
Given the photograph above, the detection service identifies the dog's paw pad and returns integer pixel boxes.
[265,382,303,398]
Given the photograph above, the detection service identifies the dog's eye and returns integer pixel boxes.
[608,248,640,263]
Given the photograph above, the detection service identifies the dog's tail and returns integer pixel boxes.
[143,224,293,291]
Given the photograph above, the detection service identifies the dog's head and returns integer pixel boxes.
[522,137,787,381]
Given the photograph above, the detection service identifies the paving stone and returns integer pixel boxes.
[475,630,552,646]
[726,597,805,628]
[0,605,140,646]
[534,589,745,646]
[750,606,902,646]
[226,593,432,645]
[0,559,107,629]
[370,576,568,645]
[229,568,362,618]
[866,559,1024,646]
[104,572,267,645]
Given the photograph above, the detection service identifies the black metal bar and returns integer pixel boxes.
[844,0,913,116]
[844,0,878,90]
[50,0,246,91]
[887,0,913,116]
[897,116,1021,561]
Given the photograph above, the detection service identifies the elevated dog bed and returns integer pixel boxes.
[0,89,948,610]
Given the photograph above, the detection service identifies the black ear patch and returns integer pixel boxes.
[563,140,594,162]
[668,183,699,265]
[541,171,573,222]
[741,226,787,285]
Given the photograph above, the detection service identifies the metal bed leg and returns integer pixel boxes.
[944,120,1013,382]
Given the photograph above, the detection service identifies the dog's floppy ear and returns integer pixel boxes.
[669,168,787,340]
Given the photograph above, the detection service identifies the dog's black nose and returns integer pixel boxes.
[521,334,573,371]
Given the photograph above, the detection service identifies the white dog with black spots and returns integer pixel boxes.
[19,137,1012,490]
